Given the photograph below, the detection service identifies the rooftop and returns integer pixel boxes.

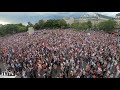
[96,13,114,19]
[63,13,115,20]
[116,13,120,16]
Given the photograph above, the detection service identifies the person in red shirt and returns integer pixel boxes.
[117,62,120,66]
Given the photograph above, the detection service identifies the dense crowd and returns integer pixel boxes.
[0,29,120,78]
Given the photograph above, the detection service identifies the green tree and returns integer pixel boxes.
[28,22,33,27]
[87,21,92,29]
[34,23,40,30]
[71,21,92,30]
[44,19,53,29]
[34,20,45,30]
[97,19,116,33]
[58,19,68,29]
[80,22,88,30]
[0,24,27,36]
[71,22,80,30]
[38,20,45,29]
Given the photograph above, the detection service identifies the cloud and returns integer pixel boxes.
[0,12,119,17]
[0,12,119,25]
[87,12,120,17]
[0,20,10,25]
[34,12,58,15]
[99,12,120,17]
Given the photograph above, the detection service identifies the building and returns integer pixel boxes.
[115,13,120,33]
[63,13,114,25]
[115,13,120,26]
[63,17,74,25]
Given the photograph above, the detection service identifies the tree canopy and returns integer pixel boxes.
[97,20,116,33]
[71,21,93,30]
[34,19,68,30]
[0,19,117,37]
[0,24,27,36]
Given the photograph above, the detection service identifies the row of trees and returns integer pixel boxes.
[0,19,69,36]
[97,20,116,33]
[34,19,116,33]
[34,19,68,29]
[0,19,117,36]
[71,20,117,33]
[0,23,27,36]
[71,21,92,30]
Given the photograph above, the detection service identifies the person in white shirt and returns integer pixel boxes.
[22,69,26,78]
[77,75,80,78]
[115,68,120,78]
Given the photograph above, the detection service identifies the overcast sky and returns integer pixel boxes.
[37,12,120,17]
[0,12,119,25]
[0,12,119,16]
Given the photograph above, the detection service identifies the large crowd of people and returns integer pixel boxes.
[0,29,120,78]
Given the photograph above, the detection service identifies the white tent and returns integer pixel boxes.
[27,27,34,35]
